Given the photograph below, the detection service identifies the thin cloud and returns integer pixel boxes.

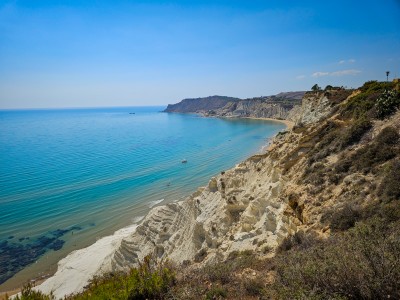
[296,75,306,80]
[339,59,356,64]
[312,72,330,77]
[312,69,361,77]
[331,69,361,76]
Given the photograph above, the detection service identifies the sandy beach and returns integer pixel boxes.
[35,224,139,299]
[243,117,294,130]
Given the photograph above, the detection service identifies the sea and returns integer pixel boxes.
[0,106,285,290]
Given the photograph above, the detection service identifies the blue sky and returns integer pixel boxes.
[0,0,399,108]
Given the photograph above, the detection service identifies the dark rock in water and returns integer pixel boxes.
[0,225,83,284]
[50,229,69,239]
[70,225,82,231]
[37,235,56,245]
[48,239,64,251]
[50,226,82,238]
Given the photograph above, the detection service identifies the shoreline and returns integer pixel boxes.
[199,112,294,130]
[1,116,291,298]
[242,116,294,130]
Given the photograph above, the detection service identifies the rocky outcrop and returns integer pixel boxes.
[295,92,333,125]
[111,149,297,271]
[164,92,305,121]
[164,96,240,113]
[203,98,301,121]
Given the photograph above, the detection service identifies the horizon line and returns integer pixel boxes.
[0,104,169,111]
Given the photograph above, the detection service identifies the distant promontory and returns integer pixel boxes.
[163,92,305,121]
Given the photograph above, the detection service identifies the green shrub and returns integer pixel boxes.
[203,263,234,284]
[205,287,227,299]
[354,145,396,174]
[65,255,175,300]
[311,84,321,92]
[375,126,400,145]
[341,81,395,120]
[334,157,353,174]
[339,117,372,148]
[378,160,400,202]
[375,89,400,119]
[13,284,54,300]
[329,203,361,231]
[335,126,399,175]
[243,278,265,296]
[326,89,352,104]
[359,80,394,93]
[274,221,400,299]
[352,127,399,173]
[277,231,319,253]
[306,121,343,165]
[127,256,175,300]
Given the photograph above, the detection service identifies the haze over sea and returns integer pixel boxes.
[0,106,285,289]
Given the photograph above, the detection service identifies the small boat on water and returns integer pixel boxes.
[181,159,187,163]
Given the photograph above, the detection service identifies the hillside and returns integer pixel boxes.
[11,80,400,300]
[163,92,305,121]
[163,96,241,113]
[202,92,304,121]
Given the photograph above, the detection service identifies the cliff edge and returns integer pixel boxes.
[163,92,305,122]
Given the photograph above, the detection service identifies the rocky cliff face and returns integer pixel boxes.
[203,99,299,121]
[164,96,240,113]
[111,147,296,271]
[295,92,334,125]
[164,92,305,121]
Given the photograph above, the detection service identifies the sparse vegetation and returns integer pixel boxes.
[325,88,352,104]
[274,221,400,300]
[375,89,400,119]
[339,117,372,148]
[205,287,227,299]
[349,126,399,174]
[13,284,54,300]
[378,159,400,202]
[341,80,395,120]
[325,203,361,231]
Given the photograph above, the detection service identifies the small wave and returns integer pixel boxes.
[148,199,164,208]
[131,216,145,224]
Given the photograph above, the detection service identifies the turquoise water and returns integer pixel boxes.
[0,106,285,287]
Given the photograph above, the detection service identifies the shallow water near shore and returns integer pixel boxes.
[0,106,285,290]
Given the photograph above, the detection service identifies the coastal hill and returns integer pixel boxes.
[163,96,241,113]
[163,91,305,121]
[15,80,400,299]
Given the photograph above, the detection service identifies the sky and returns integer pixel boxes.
[0,0,400,109]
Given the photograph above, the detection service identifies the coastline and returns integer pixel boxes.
[243,117,294,130]
[199,113,294,130]
[2,116,290,299]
